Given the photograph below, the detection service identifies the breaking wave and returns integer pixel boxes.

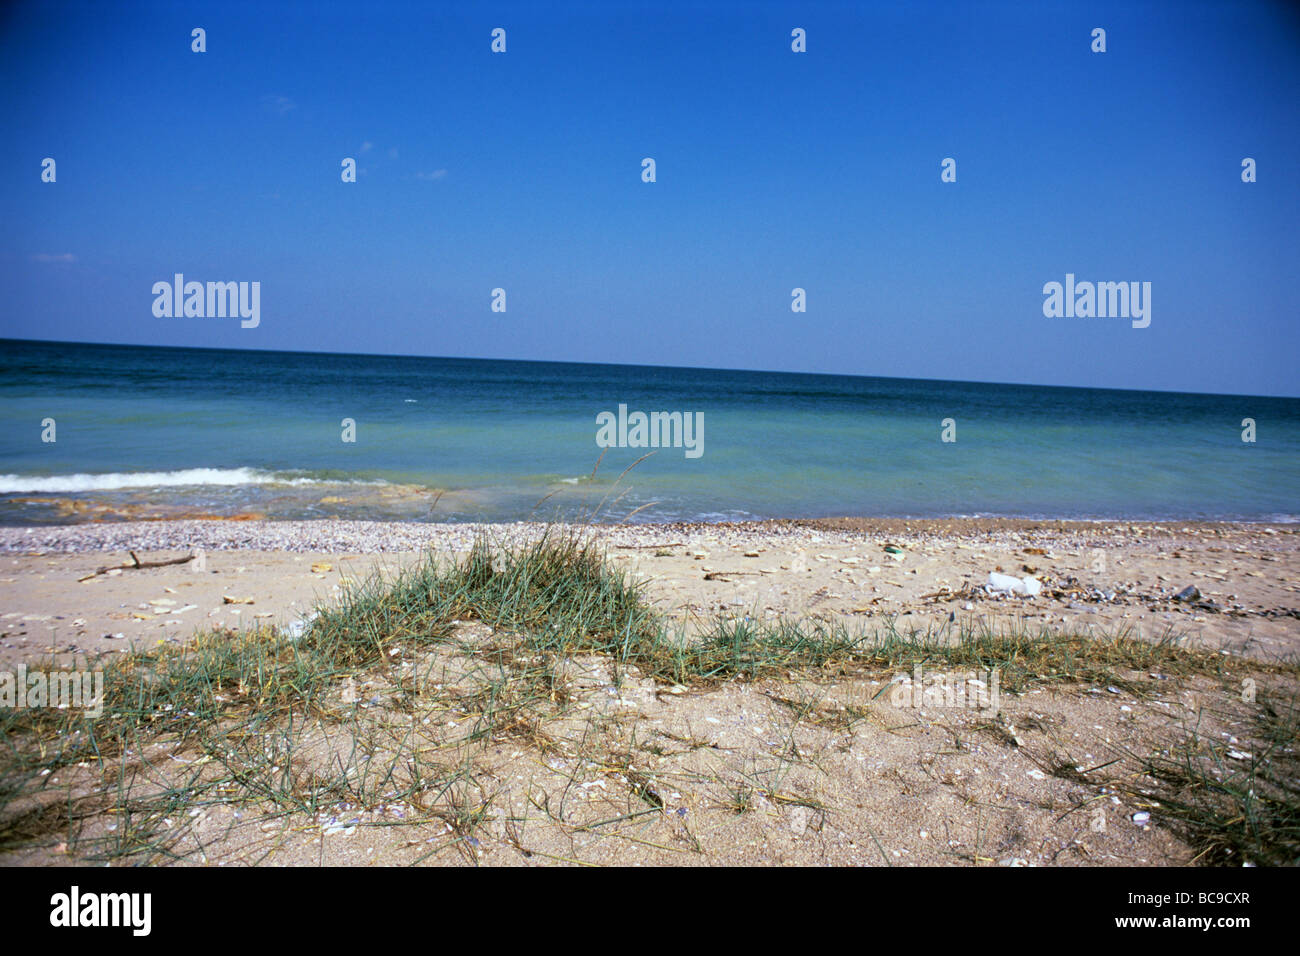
[0,468,383,494]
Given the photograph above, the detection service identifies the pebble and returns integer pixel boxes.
[0,519,873,555]
[788,806,810,836]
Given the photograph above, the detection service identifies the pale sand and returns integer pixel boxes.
[1,518,1296,866]
[2,519,1296,667]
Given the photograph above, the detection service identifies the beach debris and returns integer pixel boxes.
[1173,585,1201,602]
[998,857,1031,867]
[283,611,317,641]
[77,550,197,582]
[986,572,1042,597]
[310,562,332,574]
[1131,811,1151,826]
[629,775,666,810]
[222,595,254,604]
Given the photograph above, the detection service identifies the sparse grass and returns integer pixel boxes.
[0,528,1294,865]
[1114,691,1300,866]
[722,783,756,815]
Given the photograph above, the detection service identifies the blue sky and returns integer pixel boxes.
[2,0,1297,396]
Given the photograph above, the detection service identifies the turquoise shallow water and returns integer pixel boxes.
[1,338,1297,524]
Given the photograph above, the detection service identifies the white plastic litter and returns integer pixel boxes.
[987,572,1042,597]
[283,611,318,641]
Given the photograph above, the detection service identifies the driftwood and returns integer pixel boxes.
[78,551,195,582]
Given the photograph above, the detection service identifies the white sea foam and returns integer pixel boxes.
[0,468,383,494]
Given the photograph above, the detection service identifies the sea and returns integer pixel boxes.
[1,338,1297,526]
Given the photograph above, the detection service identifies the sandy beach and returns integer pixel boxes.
[3,518,1297,667]
[1,518,1296,867]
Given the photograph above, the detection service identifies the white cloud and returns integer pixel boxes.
[31,253,76,263]
[261,95,296,115]
[415,169,448,181]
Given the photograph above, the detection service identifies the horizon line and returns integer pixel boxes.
[2,334,1295,402]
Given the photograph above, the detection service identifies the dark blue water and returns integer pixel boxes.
[1,338,1296,524]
